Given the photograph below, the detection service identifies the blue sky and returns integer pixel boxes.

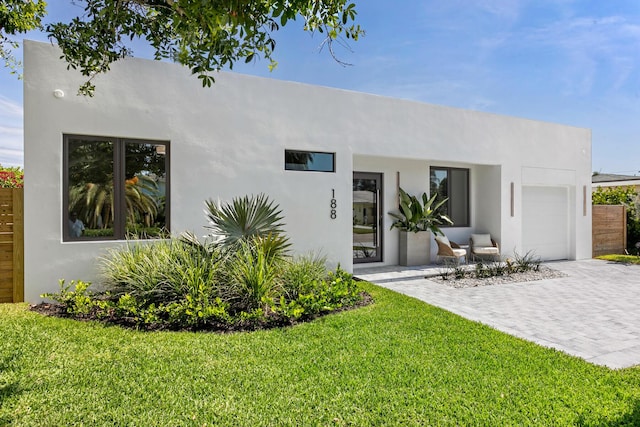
[2,0,640,173]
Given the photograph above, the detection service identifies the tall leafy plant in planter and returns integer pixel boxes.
[389,188,452,266]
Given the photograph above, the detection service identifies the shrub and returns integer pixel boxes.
[42,279,95,315]
[281,252,328,299]
[225,237,285,312]
[41,194,368,331]
[512,250,541,272]
[0,165,23,188]
[44,262,364,331]
[474,262,491,279]
[628,217,640,252]
[438,250,542,282]
[437,260,467,280]
[100,237,224,304]
[275,266,362,319]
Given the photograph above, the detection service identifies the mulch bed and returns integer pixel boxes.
[29,291,374,333]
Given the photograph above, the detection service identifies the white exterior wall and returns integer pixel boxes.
[23,41,592,301]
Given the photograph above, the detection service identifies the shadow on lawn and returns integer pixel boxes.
[578,399,640,426]
[609,401,640,427]
[0,352,23,424]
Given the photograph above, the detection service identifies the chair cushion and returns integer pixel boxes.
[471,233,493,247]
[473,247,500,255]
[451,248,467,257]
[434,235,451,248]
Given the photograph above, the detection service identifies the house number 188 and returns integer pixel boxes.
[330,189,337,219]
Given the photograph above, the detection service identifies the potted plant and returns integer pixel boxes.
[389,187,452,266]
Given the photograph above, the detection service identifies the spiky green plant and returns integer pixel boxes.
[100,238,223,304]
[281,253,328,299]
[205,194,290,252]
[226,237,285,311]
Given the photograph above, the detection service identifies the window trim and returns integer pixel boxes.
[430,166,470,228]
[284,149,336,173]
[63,134,170,241]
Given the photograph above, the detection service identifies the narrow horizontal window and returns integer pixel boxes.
[285,150,335,172]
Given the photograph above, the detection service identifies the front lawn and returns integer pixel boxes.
[1,283,639,426]
[596,254,640,265]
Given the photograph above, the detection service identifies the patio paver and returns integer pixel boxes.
[354,259,640,369]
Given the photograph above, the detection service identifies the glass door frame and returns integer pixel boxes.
[353,172,383,263]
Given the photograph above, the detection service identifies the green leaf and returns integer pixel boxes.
[36,0,363,94]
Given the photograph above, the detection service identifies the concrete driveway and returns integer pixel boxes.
[355,259,640,369]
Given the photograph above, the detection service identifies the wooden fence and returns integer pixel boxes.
[592,204,626,257]
[0,188,24,303]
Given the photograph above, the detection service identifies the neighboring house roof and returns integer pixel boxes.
[592,173,640,183]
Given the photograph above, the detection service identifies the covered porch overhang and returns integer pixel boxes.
[351,153,504,267]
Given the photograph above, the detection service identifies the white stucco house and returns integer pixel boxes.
[23,41,592,301]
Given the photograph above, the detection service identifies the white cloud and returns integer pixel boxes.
[476,0,525,23]
[0,125,23,167]
[0,95,24,166]
[517,15,640,95]
[0,96,23,118]
[0,148,24,167]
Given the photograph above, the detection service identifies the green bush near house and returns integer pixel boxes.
[41,194,366,330]
[0,164,24,188]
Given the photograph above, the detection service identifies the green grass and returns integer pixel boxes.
[596,254,640,265]
[2,283,639,426]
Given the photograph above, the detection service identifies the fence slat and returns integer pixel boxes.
[592,205,626,256]
[13,188,24,303]
[0,188,23,303]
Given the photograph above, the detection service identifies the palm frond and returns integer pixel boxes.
[205,194,287,248]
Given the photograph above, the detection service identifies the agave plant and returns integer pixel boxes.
[205,194,290,254]
[389,187,453,235]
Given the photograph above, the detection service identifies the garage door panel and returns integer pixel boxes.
[522,186,569,261]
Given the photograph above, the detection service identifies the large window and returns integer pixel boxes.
[64,135,169,241]
[430,167,469,227]
[285,150,335,172]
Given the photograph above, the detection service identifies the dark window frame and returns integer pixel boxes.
[353,171,383,264]
[63,134,170,241]
[430,166,470,228]
[284,149,336,173]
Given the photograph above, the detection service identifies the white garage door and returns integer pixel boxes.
[522,186,569,260]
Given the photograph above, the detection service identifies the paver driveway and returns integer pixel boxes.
[355,259,640,369]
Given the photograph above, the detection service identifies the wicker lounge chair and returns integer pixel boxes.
[435,235,467,264]
[469,233,500,261]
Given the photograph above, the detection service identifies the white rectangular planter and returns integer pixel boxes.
[399,230,431,266]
